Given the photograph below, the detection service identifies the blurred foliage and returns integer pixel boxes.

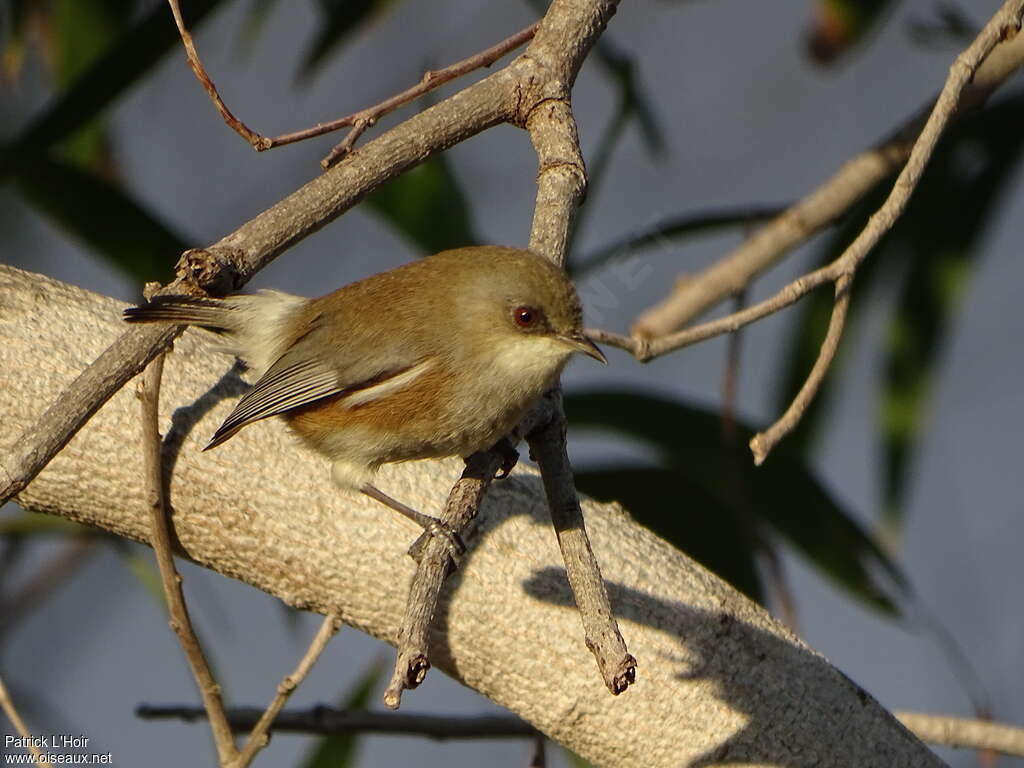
[806,0,895,64]
[906,2,976,49]
[10,151,183,284]
[300,659,384,768]
[3,4,1023,756]
[776,92,1024,537]
[565,391,906,613]
[570,204,786,276]
[299,0,398,81]
[366,154,476,252]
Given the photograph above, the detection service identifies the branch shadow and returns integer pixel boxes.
[426,474,926,767]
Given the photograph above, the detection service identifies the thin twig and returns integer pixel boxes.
[383,450,499,709]
[168,0,537,159]
[319,21,541,168]
[138,354,238,765]
[166,0,267,149]
[631,24,1024,338]
[233,613,342,768]
[593,0,1023,463]
[384,397,556,710]
[526,392,636,695]
[894,711,1024,758]
[139,704,537,739]
[530,732,547,768]
[750,275,852,465]
[0,673,54,768]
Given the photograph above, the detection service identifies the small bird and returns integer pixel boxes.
[124,246,605,530]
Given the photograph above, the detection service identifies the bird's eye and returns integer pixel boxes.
[513,306,537,328]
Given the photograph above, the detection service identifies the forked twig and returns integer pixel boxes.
[592,0,1024,464]
[167,0,538,165]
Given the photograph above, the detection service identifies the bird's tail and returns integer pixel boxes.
[123,295,236,331]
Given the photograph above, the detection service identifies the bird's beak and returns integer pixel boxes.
[558,331,608,364]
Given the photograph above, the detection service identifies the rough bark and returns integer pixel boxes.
[0,264,942,767]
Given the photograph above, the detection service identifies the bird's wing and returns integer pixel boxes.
[204,314,424,450]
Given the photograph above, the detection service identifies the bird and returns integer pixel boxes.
[124,245,605,534]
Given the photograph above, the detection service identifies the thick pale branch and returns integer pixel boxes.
[894,711,1024,758]
[0,266,941,767]
[0,51,517,510]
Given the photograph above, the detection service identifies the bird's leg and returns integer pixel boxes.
[491,437,520,479]
[360,484,466,558]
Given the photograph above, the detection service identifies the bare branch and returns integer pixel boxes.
[166,0,267,149]
[384,448,503,710]
[234,614,342,767]
[895,711,1024,758]
[0,265,946,766]
[632,23,1024,338]
[593,0,1024,462]
[750,275,852,465]
[139,354,238,765]
[318,21,542,167]
[0,674,53,768]
[526,394,636,695]
[169,0,538,159]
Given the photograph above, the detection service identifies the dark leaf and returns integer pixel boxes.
[564,390,905,613]
[4,0,228,171]
[576,466,763,601]
[365,155,476,253]
[300,659,384,768]
[298,0,397,81]
[776,95,1024,534]
[11,151,184,283]
[877,96,1024,528]
[571,204,786,276]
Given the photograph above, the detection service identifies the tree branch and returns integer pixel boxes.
[593,0,1024,462]
[139,353,238,765]
[233,614,342,767]
[894,711,1024,758]
[631,22,1024,338]
[749,274,852,465]
[0,265,943,766]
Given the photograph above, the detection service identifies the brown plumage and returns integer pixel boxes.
[124,246,605,488]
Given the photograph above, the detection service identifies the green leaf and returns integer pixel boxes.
[576,466,762,601]
[10,151,184,283]
[49,0,132,172]
[5,0,228,169]
[877,96,1024,529]
[300,659,385,768]
[298,0,398,81]
[777,95,1024,538]
[564,390,905,613]
[365,155,476,253]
